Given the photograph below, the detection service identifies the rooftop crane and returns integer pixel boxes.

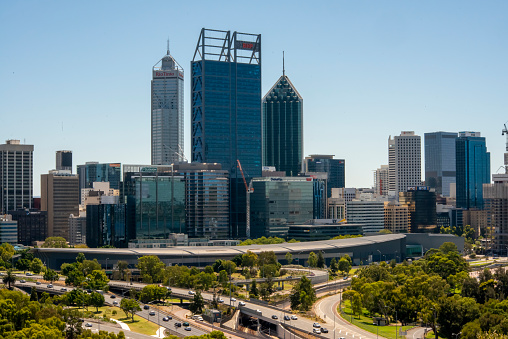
[237,160,253,238]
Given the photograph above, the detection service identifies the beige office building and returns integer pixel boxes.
[384,202,409,233]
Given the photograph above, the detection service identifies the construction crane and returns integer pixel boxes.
[237,160,253,238]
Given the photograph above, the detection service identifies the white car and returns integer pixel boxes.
[313,328,321,334]
[218,298,224,303]
[291,315,298,320]
[188,290,195,295]
[313,322,320,328]
[113,301,118,305]
[230,297,236,302]
[85,323,92,327]
[238,301,246,307]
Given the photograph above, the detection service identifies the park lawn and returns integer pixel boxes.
[339,301,413,339]
[96,306,160,336]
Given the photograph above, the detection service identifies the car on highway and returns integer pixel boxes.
[218,298,224,303]
[36,281,41,285]
[256,309,262,315]
[339,337,346,339]
[188,290,195,295]
[113,301,118,305]
[313,322,320,328]
[287,276,292,279]
[143,305,150,310]
[291,315,298,320]
[174,322,181,327]
[230,297,236,302]
[184,327,191,331]
[313,328,321,334]
[271,315,278,319]
[86,289,92,293]
[60,288,67,292]
[343,276,348,280]
[47,284,53,288]
[19,279,25,283]
[26,273,32,276]
[183,322,190,327]
[85,323,92,327]
[163,316,170,321]
[149,311,156,316]
[238,301,246,307]
[321,327,329,333]
[284,315,290,321]
[110,295,116,298]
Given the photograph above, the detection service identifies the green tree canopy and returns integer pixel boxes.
[137,255,166,283]
[30,258,45,274]
[41,237,68,248]
[189,291,205,314]
[289,276,316,311]
[120,298,141,321]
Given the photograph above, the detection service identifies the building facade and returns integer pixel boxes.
[10,209,48,246]
[250,177,313,238]
[191,28,262,238]
[304,155,345,197]
[86,204,126,248]
[456,132,490,209]
[68,214,86,245]
[346,199,385,234]
[262,73,303,176]
[77,162,121,201]
[384,202,409,233]
[40,171,79,240]
[0,215,17,245]
[374,165,389,196]
[483,183,508,254]
[399,186,437,233]
[424,132,457,197]
[0,140,33,214]
[56,150,72,172]
[388,132,422,197]
[151,45,184,165]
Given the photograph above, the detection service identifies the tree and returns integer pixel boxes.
[257,251,278,267]
[116,260,129,281]
[242,251,258,268]
[189,291,205,314]
[342,290,362,318]
[63,308,84,339]
[43,269,59,283]
[250,280,259,298]
[15,258,31,272]
[75,253,86,263]
[80,259,101,276]
[317,251,325,268]
[218,270,228,287]
[139,285,168,303]
[338,256,352,276]
[137,256,166,283]
[89,292,105,312]
[222,260,237,278]
[308,252,318,268]
[85,270,110,291]
[30,286,38,301]
[41,237,68,248]
[330,257,339,276]
[290,276,316,311]
[120,298,141,321]
[285,252,293,265]
[232,254,243,267]
[30,258,45,274]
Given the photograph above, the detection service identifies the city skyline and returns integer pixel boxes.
[2,1,508,196]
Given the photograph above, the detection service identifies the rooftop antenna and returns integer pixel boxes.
[167,38,170,55]
[282,51,285,76]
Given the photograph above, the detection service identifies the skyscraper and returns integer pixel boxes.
[56,150,72,172]
[0,140,33,214]
[262,67,303,176]
[456,131,490,209]
[151,43,184,165]
[424,132,457,196]
[77,162,121,201]
[191,28,262,238]
[388,131,422,197]
[304,155,345,197]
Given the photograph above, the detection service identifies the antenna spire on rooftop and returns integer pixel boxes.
[167,38,170,55]
[283,51,285,76]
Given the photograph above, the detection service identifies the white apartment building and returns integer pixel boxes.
[388,131,422,198]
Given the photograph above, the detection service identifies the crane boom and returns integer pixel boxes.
[237,160,253,193]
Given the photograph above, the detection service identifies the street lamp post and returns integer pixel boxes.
[105,258,109,271]
[377,250,382,262]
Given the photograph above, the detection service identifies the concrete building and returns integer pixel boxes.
[346,197,385,234]
[250,177,314,238]
[68,214,86,245]
[374,165,389,196]
[0,215,17,244]
[10,209,47,246]
[262,70,303,177]
[56,150,72,172]
[388,132,422,197]
[0,140,33,214]
[151,44,184,165]
[41,171,79,240]
[424,132,457,196]
[384,202,409,233]
[484,183,508,254]
[77,162,121,201]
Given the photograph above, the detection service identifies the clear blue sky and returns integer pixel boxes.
[1,1,508,196]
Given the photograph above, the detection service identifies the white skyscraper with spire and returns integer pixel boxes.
[151,42,184,165]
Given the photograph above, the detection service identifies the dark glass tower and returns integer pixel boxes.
[456,132,490,209]
[263,72,303,176]
[304,155,345,197]
[424,132,457,196]
[191,28,262,238]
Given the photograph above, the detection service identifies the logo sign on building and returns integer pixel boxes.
[153,71,184,79]
[234,40,259,51]
[141,167,157,173]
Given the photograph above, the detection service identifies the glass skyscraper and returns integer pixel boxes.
[304,155,345,198]
[456,132,490,209]
[151,45,184,165]
[424,132,457,196]
[191,28,262,238]
[263,73,303,176]
[77,162,121,200]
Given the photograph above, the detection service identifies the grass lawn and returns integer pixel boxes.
[95,306,160,336]
[339,301,414,339]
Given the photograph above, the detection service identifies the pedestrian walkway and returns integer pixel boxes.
[110,319,131,331]
[152,327,165,338]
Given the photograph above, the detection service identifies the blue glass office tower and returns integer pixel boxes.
[191,28,262,238]
[77,162,121,200]
[456,132,490,209]
[304,155,345,198]
[424,132,457,196]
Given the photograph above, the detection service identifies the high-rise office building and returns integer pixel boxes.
[151,44,184,165]
[41,171,79,240]
[0,215,18,245]
[399,186,437,233]
[424,132,457,197]
[374,165,389,196]
[77,162,121,201]
[0,140,33,214]
[262,69,303,176]
[388,131,422,197]
[304,155,345,197]
[191,28,262,238]
[456,132,490,209]
[346,198,385,234]
[56,150,72,172]
[10,209,48,246]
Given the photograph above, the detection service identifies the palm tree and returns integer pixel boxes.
[3,269,16,289]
